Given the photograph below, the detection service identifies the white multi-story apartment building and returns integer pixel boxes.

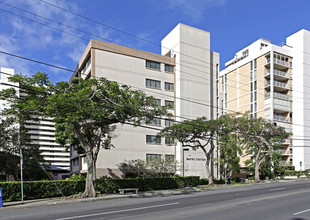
[220,29,310,171]
[71,24,220,178]
[0,67,70,179]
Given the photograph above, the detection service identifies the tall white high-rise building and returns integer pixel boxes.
[220,29,310,171]
[0,68,70,178]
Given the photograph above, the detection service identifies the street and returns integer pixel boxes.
[1,180,310,220]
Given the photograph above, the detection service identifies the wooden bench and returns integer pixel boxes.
[118,188,139,195]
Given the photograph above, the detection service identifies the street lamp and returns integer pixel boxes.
[183,148,189,177]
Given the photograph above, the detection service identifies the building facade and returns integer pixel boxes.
[220,29,310,171]
[71,24,220,178]
[0,68,70,179]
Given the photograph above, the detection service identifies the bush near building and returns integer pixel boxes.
[0,180,85,202]
[0,176,199,202]
[283,169,310,178]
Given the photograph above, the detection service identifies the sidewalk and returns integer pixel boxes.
[1,185,211,210]
[0,179,297,210]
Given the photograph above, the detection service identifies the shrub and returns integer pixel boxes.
[94,176,200,194]
[199,178,209,185]
[118,159,177,178]
[304,169,310,178]
[66,174,86,181]
[0,176,211,202]
[213,179,225,184]
[247,176,255,181]
[284,170,303,177]
[0,180,85,202]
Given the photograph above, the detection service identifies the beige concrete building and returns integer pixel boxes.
[220,38,294,168]
[71,24,220,178]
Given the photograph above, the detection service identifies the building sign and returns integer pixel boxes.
[186,157,206,161]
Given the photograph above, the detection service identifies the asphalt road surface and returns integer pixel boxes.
[1,180,310,220]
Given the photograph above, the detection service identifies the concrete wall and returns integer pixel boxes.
[287,29,310,170]
[93,48,175,177]
[161,24,219,177]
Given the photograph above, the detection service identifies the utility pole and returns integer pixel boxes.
[20,148,24,203]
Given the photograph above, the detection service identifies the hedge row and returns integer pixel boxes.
[0,180,85,202]
[0,176,199,202]
[94,176,200,194]
[284,170,310,178]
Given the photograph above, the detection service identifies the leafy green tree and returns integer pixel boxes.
[158,117,220,185]
[1,73,168,197]
[216,115,243,178]
[0,118,48,181]
[233,113,290,183]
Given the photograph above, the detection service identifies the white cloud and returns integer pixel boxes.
[67,43,87,63]
[0,34,32,75]
[164,0,228,23]
[0,0,87,78]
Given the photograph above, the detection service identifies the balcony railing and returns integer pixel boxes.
[265,92,291,101]
[274,58,291,67]
[266,69,290,78]
[276,149,289,154]
[265,58,292,68]
[274,80,290,89]
[274,114,291,122]
[266,80,291,89]
[279,161,292,166]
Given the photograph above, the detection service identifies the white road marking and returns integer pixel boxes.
[294,208,310,216]
[268,187,286,191]
[55,202,180,220]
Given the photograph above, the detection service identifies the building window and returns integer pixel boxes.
[146,79,161,89]
[165,137,174,145]
[165,100,174,109]
[242,49,249,58]
[165,82,174,91]
[250,59,257,118]
[146,60,160,70]
[72,158,79,166]
[146,117,161,126]
[165,64,174,73]
[165,154,174,161]
[155,99,161,106]
[222,74,227,112]
[146,154,161,161]
[81,56,91,75]
[146,135,161,145]
[82,157,87,164]
[165,119,174,127]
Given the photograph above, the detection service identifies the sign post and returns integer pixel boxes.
[0,189,3,207]
[224,163,227,185]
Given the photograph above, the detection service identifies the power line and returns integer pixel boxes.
[39,0,216,67]
[0,50,75,73]
[0,3,218,88]
[2,1,309,108]
[0,6,309,136]
[5,1,306,108]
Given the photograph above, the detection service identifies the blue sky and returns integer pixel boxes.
[0,0,309,83]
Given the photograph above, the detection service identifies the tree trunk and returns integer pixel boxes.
[205,158,214,185]
[84,151,96,197]
[254,161,261,183]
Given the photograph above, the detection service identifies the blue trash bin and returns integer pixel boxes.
[0,189,3,207]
